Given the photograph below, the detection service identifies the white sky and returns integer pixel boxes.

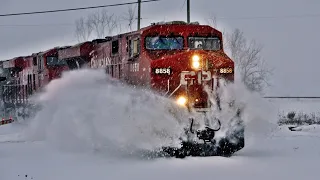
[0,0,319,96]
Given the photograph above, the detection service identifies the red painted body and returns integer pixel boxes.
[87,22,234,109]
[1,47,70,105]
[58,42,93,69]
[35,48,63,86]
[1,21,235,110]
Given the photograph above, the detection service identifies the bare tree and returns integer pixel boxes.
[74,5,138,42]
[74,9,118,42]
[116,21,123,34]
[206,15,217,28]
[206,15,228,49]
[226,28,273,93]
[206,15,272,93]
[75,17,93,42]
[101,10,118,36]
[121,5,137,31]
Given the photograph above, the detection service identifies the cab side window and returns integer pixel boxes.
[112,40,119,55]
[33,57,37,66]
[37,56,44,71]
[129,38,140,58]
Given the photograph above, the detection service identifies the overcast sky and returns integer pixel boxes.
[0,0,319,96]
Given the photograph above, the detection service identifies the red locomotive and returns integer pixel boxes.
[0,21,244,157]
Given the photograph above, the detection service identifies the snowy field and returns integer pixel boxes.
[1,124,320,180]
[1,69,320,180]
[267,98,320,115]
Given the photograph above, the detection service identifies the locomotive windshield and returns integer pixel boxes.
[188,37,221,50]
[46,56,67,66]
[145,36,183,50]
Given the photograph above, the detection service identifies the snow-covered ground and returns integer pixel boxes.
[1,124,319,180]
[1,69,320,180]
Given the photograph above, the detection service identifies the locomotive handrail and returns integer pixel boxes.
[2,84,27,87]
[168,84,181,97]
[165,79,170,95]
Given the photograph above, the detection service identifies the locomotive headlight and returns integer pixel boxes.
[176,96,187,106]
[192,55,200,62]
[192,55,200,69]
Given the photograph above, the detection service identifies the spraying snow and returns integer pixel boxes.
[202,79,278,148]
[21,69,190,158]
[217,80,278,138]
[0,68,317,180]
[3,68,277,158]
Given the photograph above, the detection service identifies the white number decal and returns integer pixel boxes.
[219,68,233,74]
[154,68,171,75]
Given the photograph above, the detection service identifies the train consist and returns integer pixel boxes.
[0,21,244,157]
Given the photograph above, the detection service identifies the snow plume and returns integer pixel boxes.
[17,68,277,158]
[21,69,190,158]
[204,79,278,146]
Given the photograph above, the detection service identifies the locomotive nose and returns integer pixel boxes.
[151,51,234,110]
[174,52,234,109]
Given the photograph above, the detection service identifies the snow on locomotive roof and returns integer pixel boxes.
[70,41,91,48]
[36,46,72,56]
[150,21,200,26]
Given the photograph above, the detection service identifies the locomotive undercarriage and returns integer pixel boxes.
[161,103,245,158]
[160,71,245,158]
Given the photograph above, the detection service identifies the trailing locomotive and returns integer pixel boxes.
[0,21,244,157]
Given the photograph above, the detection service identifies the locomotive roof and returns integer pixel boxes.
[71,41,91,48]
[113,21,222,39]
[102,21,220,39]
[6,56,24,61]
[144,22,221,35]
[37,46,72,56]
[2,56,25,68]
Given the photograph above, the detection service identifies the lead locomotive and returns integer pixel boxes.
[0,21,244,157]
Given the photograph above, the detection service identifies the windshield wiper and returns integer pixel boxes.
[158,37,167,47]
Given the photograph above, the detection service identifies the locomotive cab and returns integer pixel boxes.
[144,21,234,111]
